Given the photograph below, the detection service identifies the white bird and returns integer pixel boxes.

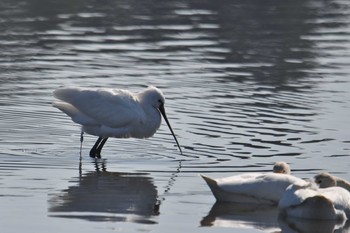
[272,161,291,174]
[278,183,350,220]
[201,162,307,204]
[53,86,182,158]
[314,172,350,191]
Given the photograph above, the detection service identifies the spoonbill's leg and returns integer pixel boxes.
[79,131,84,158]
[90,137,103,158]
[95,138,108,159]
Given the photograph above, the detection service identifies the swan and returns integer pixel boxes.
[273,161,291,174]
[278,182,350,220]
[201,162,307,204]
[314,172,350,191]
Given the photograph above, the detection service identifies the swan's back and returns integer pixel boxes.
[279,184,349,220]
[279,183,319,209]
[319,187,350,217]
[201,173,307,204]
[282,195,345,220]
[219,173,306,201]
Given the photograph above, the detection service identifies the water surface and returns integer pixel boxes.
[1,0,350,232]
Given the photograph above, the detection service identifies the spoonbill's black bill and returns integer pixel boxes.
[53,86,182,158]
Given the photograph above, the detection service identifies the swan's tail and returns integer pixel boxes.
[200,174,251,203]
[200,174,276,204]
[200,174,223,201]
[200,174,218,188]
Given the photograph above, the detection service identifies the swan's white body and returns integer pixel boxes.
[201,172,307,204]
[279,183,350,220]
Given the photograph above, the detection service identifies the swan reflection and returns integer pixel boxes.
[201,202,349,233]
[201,202,280,231]
[279,216,349,233]
[48,165,158,224]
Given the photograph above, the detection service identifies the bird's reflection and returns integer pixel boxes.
[279,215,349,233]
[201,202,281,232]
[201,202,349,233]
[48,160,159,224]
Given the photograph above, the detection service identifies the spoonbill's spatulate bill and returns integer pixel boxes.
[53,86,182,158]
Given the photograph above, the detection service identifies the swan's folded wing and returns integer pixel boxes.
[319,187,350,216]
[218,173,307,203]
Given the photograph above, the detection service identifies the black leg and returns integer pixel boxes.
[90,137,103,158]
[95,137,108,159]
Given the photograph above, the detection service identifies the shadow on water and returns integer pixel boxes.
[48,160,159,224]
[201,202,350,233]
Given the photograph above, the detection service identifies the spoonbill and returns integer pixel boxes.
[53,86,182,158]
[201,162,308,204]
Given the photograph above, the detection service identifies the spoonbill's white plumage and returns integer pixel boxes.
[53,86,182,158]
[201,162,307,204]
[314,172,350,191]
[278,183,350,220]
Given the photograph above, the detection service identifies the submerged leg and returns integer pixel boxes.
[90,137,103,158]
[95,137,108,159]
[79,131,84,158]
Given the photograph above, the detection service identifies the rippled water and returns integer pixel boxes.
[1,0,350,232]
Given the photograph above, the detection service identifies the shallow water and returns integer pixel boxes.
[1,0,350,232]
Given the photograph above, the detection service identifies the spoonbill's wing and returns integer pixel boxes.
[53,101,99,126]
[54,88,144,128]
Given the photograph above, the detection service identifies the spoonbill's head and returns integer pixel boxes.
[273,161,291,174]
[314,173,337,188]
[141,86,182,154]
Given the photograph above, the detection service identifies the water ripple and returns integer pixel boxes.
[1,0,350,231]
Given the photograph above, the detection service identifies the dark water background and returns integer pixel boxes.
[1,0,350,232]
